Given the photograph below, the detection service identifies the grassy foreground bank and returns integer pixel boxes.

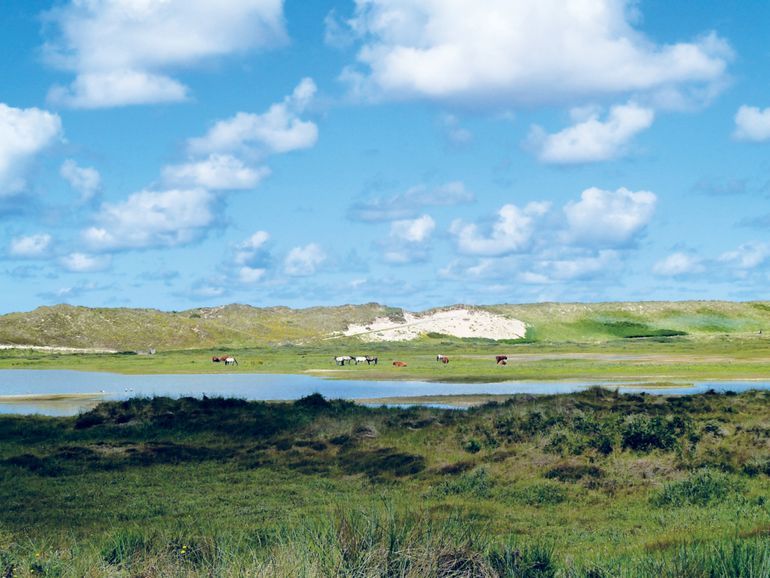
[1,388,769,576]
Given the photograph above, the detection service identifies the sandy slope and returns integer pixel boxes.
[342,308,526,341]
[0,344,117,353]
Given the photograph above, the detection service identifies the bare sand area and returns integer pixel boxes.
[342,308,526,342]
[0,392,107,403]
[0,344,117,354]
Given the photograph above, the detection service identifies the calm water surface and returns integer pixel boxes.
[1,369,768,416]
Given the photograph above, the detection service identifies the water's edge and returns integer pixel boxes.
[0,369,766,416]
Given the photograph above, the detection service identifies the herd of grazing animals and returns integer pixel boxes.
[209,353,511,368]
[333,353,512,368]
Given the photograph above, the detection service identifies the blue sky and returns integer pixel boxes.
[2,0,770,313]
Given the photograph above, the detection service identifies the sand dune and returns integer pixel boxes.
[0,344,117,353]
[342,308,526,342]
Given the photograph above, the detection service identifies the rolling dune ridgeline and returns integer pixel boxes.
[1,301,770,352]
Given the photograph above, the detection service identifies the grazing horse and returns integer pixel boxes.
[335,355,352,366]
[495,355,508,364]
[436,354,449,364]
[354,356,368,365]
[393,361,407,367]
[224,357,238,366]
[366,356,378,365]
[212,356,222,363]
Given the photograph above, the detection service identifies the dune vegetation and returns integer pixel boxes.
[1,301,770,352]
[1,388,769,576]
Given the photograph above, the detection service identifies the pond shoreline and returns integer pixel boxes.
[0,368,765,416]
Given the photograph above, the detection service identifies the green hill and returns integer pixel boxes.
[0,301,769,351]
[487,301,770,342]
[0,303,403,351]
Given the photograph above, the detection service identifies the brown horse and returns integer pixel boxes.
[495,355,508,364]
[393,361,407,367]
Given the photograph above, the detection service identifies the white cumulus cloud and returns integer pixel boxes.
[9,234,53,259]
[0,103,62,196]
[344,0,730,106]
[451,202,550,256]
[238,266,267,284]
[719,242,769,270]
[529,102,654,164]
[162,154,270,190]
[61,159,101,201]
[83,188,217,251]
[733,106,770,142]
[350,180,474,222]
[284,243,326,276]
[45,0,287,108]
[537,250,621,281]
[564,187,656,247]
[234,230,271,265]
[383,214,436,263]
[653,252,704,276]
[60,252,111,272]
[188,78,318,156]
[390,214,435,242]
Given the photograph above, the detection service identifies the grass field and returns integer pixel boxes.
[3,331,770,385]
[3,301,770,575]
[1,389,769,576]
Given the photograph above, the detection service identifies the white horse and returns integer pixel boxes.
[354,356,368,364]
[335,355,352,366]
[224,357,238,366]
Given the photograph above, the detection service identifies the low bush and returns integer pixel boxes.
[510,482,568,506]
[433,468,492,498]
[651,469,745,507]
[338,447,425,479]
[621,414,689,452]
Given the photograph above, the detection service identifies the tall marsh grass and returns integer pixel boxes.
[2,515,769,576]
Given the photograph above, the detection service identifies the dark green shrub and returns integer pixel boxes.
[464,438,482,453]
[338,447,425,479]
[652,469,745,507]
[434,468,492,498]
[3,454,64,477]
[621,414,688,452]
[294,393,331,410]
[742,458,770,477]
[74,412,105,429]
[511,483,568,506]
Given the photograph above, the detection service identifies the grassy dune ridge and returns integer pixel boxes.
[4,300,770,383]
[2,300,770,351]
[1,389,769,575]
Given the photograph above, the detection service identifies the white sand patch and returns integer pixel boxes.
[0,344,117,354]
[342,308,526,342]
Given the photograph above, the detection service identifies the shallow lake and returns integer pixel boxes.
[1,369,769,416]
